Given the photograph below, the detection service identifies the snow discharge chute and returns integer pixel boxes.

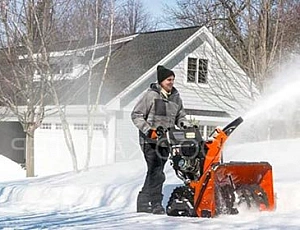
[157,116,275,217]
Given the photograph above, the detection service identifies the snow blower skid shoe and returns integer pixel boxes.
[162,116,276,218]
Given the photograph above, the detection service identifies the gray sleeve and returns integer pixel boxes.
[175,98,190,128]
[131,92,152,135]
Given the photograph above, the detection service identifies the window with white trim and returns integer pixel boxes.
[74,123,88,130]
[61,61,73,74]
[206,125,216,137]
[198,125,205,137]
[55,123,62,130]
[187,57,208,84]
[49,61,73,75]
[40,123,52,129]
[199,125,217,140]
[94,124,106,130]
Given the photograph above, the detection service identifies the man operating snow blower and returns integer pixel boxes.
[131,65,190,214]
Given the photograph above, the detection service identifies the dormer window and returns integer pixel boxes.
[62,61,73,74]
[187,57,208,84]
[50,61,73,75]
[50,63,61,74]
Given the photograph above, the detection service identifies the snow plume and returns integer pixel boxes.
[227,57,300,144]
[245,57,300,120]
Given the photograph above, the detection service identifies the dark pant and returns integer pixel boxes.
[137,143,169,206]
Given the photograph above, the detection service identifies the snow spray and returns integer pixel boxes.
[243,57,300,120]
[244,76,300,120]
[230,57,300,143]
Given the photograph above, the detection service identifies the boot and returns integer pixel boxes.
[151,193,165,214]
[137,191,152,213]
[137,202,152,213]
[152,203,165,214]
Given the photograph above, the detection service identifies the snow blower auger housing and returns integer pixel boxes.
[158,117,275,218]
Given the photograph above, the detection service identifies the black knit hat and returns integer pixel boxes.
[157,65,175,84]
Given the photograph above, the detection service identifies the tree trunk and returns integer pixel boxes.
[61,118,79,172]
[26,127,35,177]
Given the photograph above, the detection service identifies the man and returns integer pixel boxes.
[131,65,190,214]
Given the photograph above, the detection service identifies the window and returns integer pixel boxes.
[206,125,216,137]
[48,60,73,75]
[61,61,73,74]
[50,63,61,74]
[198,125,205,137]
[74,123,87,130]
[40,123,51,130]
[198,59,208,83]
[187,57,208,84]
[94,124,106,130]
[55,123,62,130]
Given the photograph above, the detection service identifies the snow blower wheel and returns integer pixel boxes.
[166,186,197,217]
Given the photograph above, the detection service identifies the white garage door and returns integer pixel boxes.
[34,122,106,176]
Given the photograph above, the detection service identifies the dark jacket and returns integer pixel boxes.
[131,83,189,144]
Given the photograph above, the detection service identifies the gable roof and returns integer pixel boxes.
[60,26,201,106]
[47,25,257,116]
[97,26,201,104]
[100,26,259,115]
[1,25,257,116]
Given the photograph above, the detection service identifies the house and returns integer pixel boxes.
[1,26,259,175]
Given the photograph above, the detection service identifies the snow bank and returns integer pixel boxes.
[0,155,25,181]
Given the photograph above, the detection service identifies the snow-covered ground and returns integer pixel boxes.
[0,134,300,229]
[1,59,300,229]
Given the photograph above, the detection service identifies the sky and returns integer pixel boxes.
[143,0,177,29]
[143,0,176,15]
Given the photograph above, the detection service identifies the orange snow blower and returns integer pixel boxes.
[157,117,275,217]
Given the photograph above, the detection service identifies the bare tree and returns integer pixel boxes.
[114,0,156,34]
[84,0,114,169]
[51,0,156,41]
[164,0,300,92]
[48,0,155,169]
[0,0,93,176]
[0,0,123,176]
[0,0,55,177]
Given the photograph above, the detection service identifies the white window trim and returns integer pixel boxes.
[185,56,210,87]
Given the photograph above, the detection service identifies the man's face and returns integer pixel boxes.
[160,75,175,92]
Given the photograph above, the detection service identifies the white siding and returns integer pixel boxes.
[172,41,255,116]
[115,110,142,162]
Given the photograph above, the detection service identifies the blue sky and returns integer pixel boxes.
[143,0,176,18]
[143,0,177,29]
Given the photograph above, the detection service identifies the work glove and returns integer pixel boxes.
[148,128,157,139]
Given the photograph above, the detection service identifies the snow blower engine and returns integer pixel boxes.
[157,117,275,218]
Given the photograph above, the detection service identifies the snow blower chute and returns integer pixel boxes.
[157,117,275,217]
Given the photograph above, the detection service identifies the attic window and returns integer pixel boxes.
[50,63,61,74]
[51,61,73,75]
[187,57,208,84]
[62,61,73,74]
